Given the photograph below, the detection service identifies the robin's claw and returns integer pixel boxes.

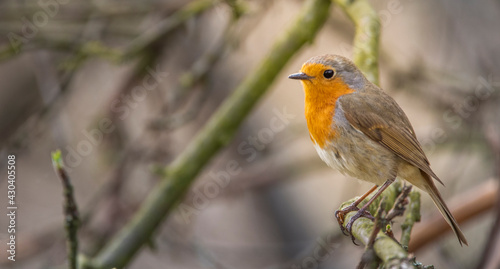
[334,209,349,236]
[335,204,374,245]
[334,203,361,236]
[351,235,359,245]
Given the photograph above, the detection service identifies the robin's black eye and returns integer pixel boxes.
[323,69,334,79]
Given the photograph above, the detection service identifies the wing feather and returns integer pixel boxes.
[340,93,443,185]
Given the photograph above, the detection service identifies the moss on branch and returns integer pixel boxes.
[401,191,421,247]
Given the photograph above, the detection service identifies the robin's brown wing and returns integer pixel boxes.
[339,92,444,185]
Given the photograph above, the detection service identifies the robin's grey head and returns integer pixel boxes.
[288,54,368,91]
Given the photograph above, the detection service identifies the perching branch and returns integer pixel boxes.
[79,0,332,268]
[339,180,419,268]
[51,150,80,269]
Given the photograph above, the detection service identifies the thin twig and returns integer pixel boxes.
[51,150,80,269]
[386,185,412,221]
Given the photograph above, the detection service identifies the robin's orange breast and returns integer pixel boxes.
[302,74,354,148]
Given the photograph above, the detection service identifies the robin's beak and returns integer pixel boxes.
[288,72,313,80]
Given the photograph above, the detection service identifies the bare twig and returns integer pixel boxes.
[386,185,412,221]
[51,150,80,269]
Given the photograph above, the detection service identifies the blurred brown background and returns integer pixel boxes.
[0,0,499,268]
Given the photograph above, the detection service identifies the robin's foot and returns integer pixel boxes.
[335,203,359,236]
[335,205,374,244]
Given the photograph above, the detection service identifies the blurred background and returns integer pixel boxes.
[0,0,499,268]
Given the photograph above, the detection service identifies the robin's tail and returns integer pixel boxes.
[422,173,468,246]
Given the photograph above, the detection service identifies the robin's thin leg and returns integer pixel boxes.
[335,185,378,235]
[344,178,395,243]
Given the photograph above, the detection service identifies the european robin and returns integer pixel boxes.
[288,54,468,245]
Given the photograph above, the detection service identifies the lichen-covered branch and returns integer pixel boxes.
[401,191,421,247]
[79,0,332,268]
[332,0,380,85]
[51,150,80,269]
